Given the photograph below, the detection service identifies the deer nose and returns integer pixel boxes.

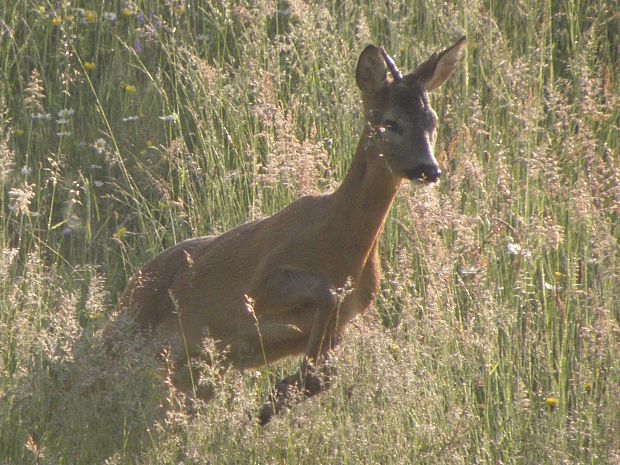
[404,164,441,182]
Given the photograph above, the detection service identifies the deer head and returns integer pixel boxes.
[355,37,466,183]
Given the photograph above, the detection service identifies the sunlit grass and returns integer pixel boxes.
[1,0,618,463]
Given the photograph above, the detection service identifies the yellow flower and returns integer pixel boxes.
[124,84,137,94]
[51,17,62,26]
[554,271,562,282]
[84,10,97,23]
[114,226,128,240]
[122,8,133,17]
[37,6,46,14]
[545,397,558,410]
[84,62,96,72]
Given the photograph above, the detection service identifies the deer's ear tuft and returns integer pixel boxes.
[356,45,389,96]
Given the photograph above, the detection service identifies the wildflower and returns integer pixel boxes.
[20,166,32,176]
[51,16,62,26]
[458,265,477,277]
[124,84,137,94]
[545,397,558,410]
[133,39,144,54]
[122,115,139,122]
[148,13,162,30]
[32,113,52,120]
[84,62,96,72]
[37,6,46,14]
[584,383,592,394]
[122,8,134,17]
[114,226,128,240]
[507,242,522,255]
[159,113,178,122]
[57,108,75,118]
[56,131,71,137]
[544,278,563,291]
[94,180,104,187]
[103,12,117,22]
[56,118,69,125]
[93,138,107,154]
[84,10,97,23]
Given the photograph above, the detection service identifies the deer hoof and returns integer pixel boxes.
[258,403,275,425]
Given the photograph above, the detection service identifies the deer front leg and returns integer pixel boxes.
[251,269,340,424]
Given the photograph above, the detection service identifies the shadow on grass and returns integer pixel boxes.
[0,330,169,464]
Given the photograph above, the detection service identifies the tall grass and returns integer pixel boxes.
[0,0,618,463]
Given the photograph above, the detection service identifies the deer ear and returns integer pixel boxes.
[410,36,466,92]
[356,45,389,96]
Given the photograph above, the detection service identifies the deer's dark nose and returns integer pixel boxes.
[404,165,441,183]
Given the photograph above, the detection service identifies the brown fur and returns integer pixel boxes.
[106,38,466,423]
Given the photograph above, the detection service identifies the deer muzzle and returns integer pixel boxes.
[403,164,441,183]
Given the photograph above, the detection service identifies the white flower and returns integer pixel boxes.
[102,12,117,21]
[458,265,477,277]
[32,113,52,120]
[56,118,70,125]
[94,180,104,187]
[507,242,522,255]
[93,138,107,154]
[159,113,178,122]
[122,115,139,122]
[20,166,33,176]
[57,131,72,137]
[57,108,75,118]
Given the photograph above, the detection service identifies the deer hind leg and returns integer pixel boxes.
[252,269,341,424]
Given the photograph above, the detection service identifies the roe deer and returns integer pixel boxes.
[106,37,466,424]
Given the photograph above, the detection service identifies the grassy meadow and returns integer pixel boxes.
[1,0,619,463]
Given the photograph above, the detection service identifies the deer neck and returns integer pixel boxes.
[327,124,402,279]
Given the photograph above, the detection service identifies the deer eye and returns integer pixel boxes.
[383,119,403,135]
